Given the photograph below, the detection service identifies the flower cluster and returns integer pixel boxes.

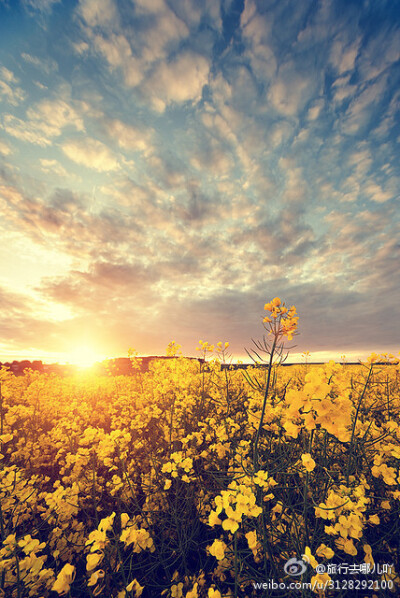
[208,479,263,534]
[284,363,354,441]
[263,297,298,340]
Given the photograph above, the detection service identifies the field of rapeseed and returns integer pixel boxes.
[0,299,399,597]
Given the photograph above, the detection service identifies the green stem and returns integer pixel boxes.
[91,457,99,526]
[303,430,314,549]
[253,337,277,472]
[15,551,21,598]
[346,365,373,483]
[234,532,238,598]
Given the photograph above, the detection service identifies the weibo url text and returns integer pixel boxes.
[253,579,394,592]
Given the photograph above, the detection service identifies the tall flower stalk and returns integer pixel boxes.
[246,298,299,471]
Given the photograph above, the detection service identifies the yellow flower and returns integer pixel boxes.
[121,513,130,529]
[304,546,318,568]
[126,579,144,596]
[283,420,299,439]
[335,538,357,555]
[181,457,193,472]
[343,539,357,556]
[86,552,103,571]
[0,433,13,443]
[208,589,222,598]
[208,511,222,526]
[18,535,45,554]
[222,518,239,533]
[162,462,174,473]
[52,563,76,595]
[363,544,374,567]
[301,453,316,472]
[88,569,105,587]
[316,544,334,559]
[171,583,184,598]
[245,530,258,556]
[208,539,226,561]
[99,512,115,533]
[185,582,198,598]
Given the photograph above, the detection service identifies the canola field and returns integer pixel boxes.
[0,299,399,597]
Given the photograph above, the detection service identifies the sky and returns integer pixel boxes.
[0,0,399,365]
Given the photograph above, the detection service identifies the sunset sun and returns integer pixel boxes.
[64,346,105,368]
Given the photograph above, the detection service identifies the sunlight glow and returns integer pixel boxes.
[63,346,105,368]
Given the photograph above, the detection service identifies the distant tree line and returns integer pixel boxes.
[1,357,395,377]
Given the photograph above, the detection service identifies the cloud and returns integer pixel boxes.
[306,99,324,121]
[240,1,276,83]
[332,80,357,104]
[77,0,118,28]
[76,0,193,92]
[348,147,372,176]
[266,120,294,147]
[0,284,34,316]
[2,95,85,146]
[102,118,153,153]
[91,33,144,87]
[75,0,221,108]
[340,77,387,134]
[241,0,269,46]
[145,51,210,111]
[22,0,61,12]
[357,26,400,83]
[0,67,25,106]
[133,0,166,13]
[21,52,58,74]
[0,183,80,242]
[278,156,310,204]
[40,159,70,178]
[268,63,316,118]
[0,138,12,155]
[34,260,162,356]
[134,3,189,63]
[2,114,50,146]
[0,172,152,258]
[38,263,153,320]
[0,284,65,357]
[321,207,399,293]
[77,0,146,87]
[330,37,360,75]
[28,97,85,133]
[62,137,119,171]
[190,141,234,177]
[133,0,221,34]
[230,203,316,268]
[44,259,157,299]
[200,96,259,176]
[363,181,393,203]
[100,177,151,207]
